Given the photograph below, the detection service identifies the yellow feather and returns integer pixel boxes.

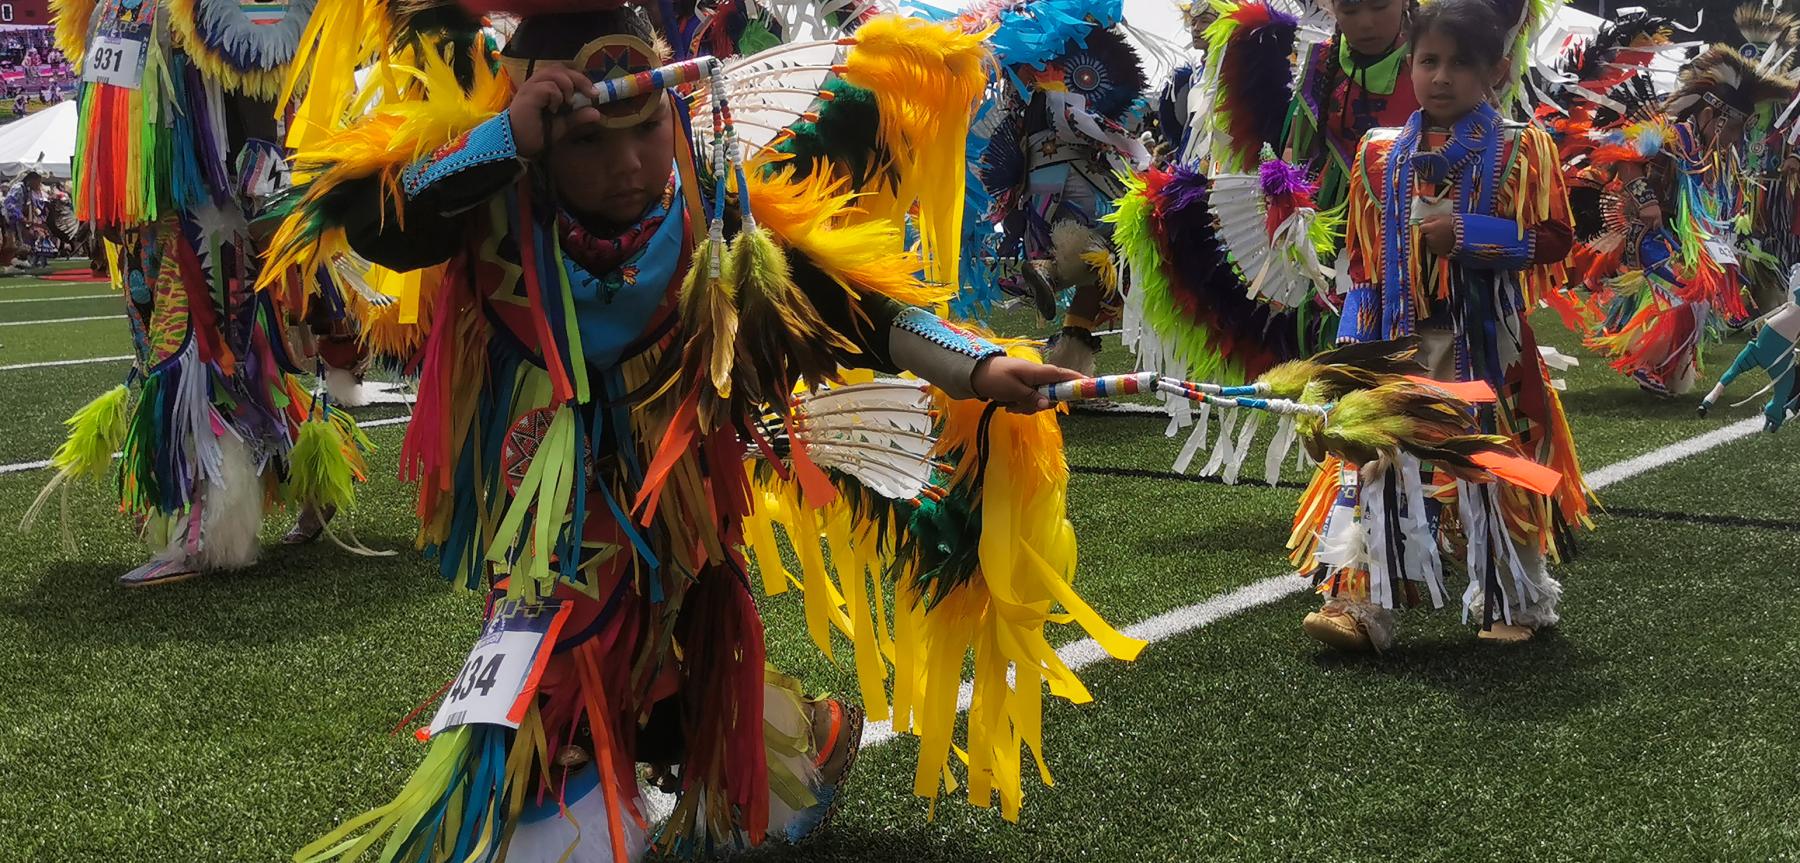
[50,0,97,65]
[260,48,511,293]
[839,16,993,287]
[747,164,952,307]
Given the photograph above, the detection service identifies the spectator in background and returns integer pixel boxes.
[5,172,55,271]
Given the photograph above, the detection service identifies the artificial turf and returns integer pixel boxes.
[0,278,1795,862]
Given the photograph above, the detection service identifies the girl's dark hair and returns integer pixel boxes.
[1409,0,1508,69]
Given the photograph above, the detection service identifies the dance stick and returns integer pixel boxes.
[569,56,721,111]
[1037,373,1329,417]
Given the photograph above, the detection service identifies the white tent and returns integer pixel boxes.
[0,100,75,180]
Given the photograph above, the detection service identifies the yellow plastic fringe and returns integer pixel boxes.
[744,346,1145,822]
[280,0,396,156]
[838,16,993,288]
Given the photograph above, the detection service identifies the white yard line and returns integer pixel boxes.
[0,314,122,327]
[0,355,132,371]
[0,293,112,304]
[1583,416,1765,489]
[860,574,1311,747]
[859,414,1772,751]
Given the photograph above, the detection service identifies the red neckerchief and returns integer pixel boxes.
[556,182,676,276]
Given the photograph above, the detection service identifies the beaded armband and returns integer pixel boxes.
[402,114,520,201]
[892,307,1003,360]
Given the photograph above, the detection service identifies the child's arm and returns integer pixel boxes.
[334,112,521,272]
[1449,126,1573,272]
[1335,135,1386,344]
[785,252,1003,400]
[1447,213,1571,271]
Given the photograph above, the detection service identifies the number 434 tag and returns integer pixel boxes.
[425,598,573,738]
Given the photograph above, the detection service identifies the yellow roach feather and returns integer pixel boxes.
[746,163,951,307]
[51,0,98,65]
[261,50,511,292]
[839,16,993,287]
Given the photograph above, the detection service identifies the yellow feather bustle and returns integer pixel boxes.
[259,40,509,339]
[743,342,1144,823]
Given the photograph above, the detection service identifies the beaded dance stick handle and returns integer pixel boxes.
[1038,374,1330,418]
[568,56,721,111]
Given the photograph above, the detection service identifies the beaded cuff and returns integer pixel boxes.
[892,306,1003,360]
[402,114,520,201]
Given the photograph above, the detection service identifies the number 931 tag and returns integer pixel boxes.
[426,598,572,738]
[82,35,146,90]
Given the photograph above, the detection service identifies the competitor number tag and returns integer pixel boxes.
[427,598,572,737]
[1703,237,1739,267]
[83,35,145,89]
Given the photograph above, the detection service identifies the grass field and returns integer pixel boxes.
[1,270,1796,863]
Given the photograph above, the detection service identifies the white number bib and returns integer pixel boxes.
[426,598,572,737]
[82,35,145,89]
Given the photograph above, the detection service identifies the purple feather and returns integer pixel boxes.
[1259,158,1314,198]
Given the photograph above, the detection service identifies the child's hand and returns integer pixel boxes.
[971,355,1082,414]
[1419,214,1456,256]
[508,67,600,159]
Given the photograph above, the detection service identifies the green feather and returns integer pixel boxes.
[1108,175,1251,384]
[770,80,890,190]
[285,415,359,513]
[51,384,130,480]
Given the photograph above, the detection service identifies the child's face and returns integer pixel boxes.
[1333,0,1404,56]
[546,93,677,228]
[1410,29,1505,126]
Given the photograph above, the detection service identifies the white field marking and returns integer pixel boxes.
[0,293,111,304]
[0,314,122,326]
[0,355,132,371]
[1583,416,1765,489]
[0,414,414,476]
[0,280,105,291]
[857,415,1770,752]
